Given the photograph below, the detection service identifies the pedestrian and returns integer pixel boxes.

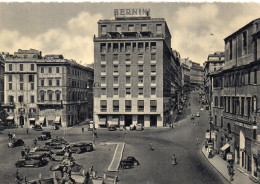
[12,133,16,139]
[21,149,25,158]
[82,127,84,133]
[26,127,29,135]
[94,131,98,138]
[8,132,11,140]
[26,146,30,155]
[90,163,93,173]
[34,138,37,147]
[149,142,154,151]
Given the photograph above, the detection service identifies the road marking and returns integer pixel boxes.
[107,142,125,172]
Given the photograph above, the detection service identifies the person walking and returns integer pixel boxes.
[149,142,154,151]
[94,130,98,138]
[196,136,200,145]
[8,132,12,140]
[82,127,84,133]
[34,138,37,147]
[12,133,16,139]
[21,148,25,158]
[26,127,29,135]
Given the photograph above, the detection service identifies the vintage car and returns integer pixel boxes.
[30,147,54,160]
[38,131,51,141]
[33,124,43,131]
[108,125,117,131]
[196,112,200,117]
[120,156,140,169]
[88,121,94,131]
[136,124,144,131]
[45,137,67,146]
[8,138,24,148]
[15,154,49,168]
[69,142,94,153]
[129,124,136,130]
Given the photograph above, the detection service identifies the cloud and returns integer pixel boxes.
[0,11,103,65]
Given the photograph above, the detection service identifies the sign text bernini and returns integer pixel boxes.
[114,8,150,17]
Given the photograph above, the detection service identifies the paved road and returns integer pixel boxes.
[0,90,229,184]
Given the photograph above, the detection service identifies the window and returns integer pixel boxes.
[9,64,12,71]
[101,88,106,95]
[31,64,34,71]
[31,96,34,103]
[126,77,131,84]
[228,97,230,113]
[114,88,118,96]
[41,93,45,102]
[243,31,248,55]
[41,67,44,73]
[126,65,130,72]
[41,80,44,87]
[156,24,162,32]
[125,100,131,112]
[100,100,107,112]
[101,55,106,61]
[9,83,12,90]
[215,115,217,126]
[20,64,23,71]
[9,95,14,103]
[220,96,224,108]
[138,88,143,95]
[241,97,245,116]
[138,100,144,112]
[8,75,12,82]
[101,65,106,72]
[101,77,106,84]
[113,100,119,112]
[113,77,118,84]
[126,88,131,95]
[221,116,223,128]
[254,68,257,84]
[138,76,143,84]
[151,76,156,83]
[138,54,143,61]
[114,65,118,73]
[215,96,218,107]
[113,54,118,61]
[101,25,106,34]
[126,54,131,61]
[49,79,52,86]
[31,83,34,90]
[126,43,131,52]
[56,79,60,86]
[150,100,157,112]
[138,65,143,73]
[248,70,251,84]
[116,25,121,32]
[56,93,60,101]
[18,95,23,103]
[113,43,119,52]
[128,24,134,31]
[19,75,23,82]
[29,75,34,82]
[141,24,147,31]
[151,54,156,60]
[253,96,257,112]
[151,42,156,51]
[48,67,52,73]
[151,65,156,73]
[56,67,60,73]
[247,97,251,117]
[229,40,232,60]
[49,93,53,102]
[20,83,23,90]
[138,43,144,52]
[151,88,156,95]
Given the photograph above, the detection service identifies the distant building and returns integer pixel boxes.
[0,54,6,122]
[190,61,204,88]
[181,63,190,93]
[3,49,93,127]
[211,18,260,181]
[93,9,182,128]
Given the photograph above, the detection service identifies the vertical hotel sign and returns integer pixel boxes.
[114,8,150,18]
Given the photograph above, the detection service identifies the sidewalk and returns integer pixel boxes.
[201,147,256,184]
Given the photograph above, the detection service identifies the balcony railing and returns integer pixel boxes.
[94,32,163,40]
[37,100,62,105]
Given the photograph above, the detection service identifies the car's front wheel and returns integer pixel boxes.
[134,161,138,166]
[86,146,92,152]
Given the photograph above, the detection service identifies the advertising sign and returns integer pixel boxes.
[114,9,150,18]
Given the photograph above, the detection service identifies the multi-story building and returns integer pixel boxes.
[211,18,260,181]
[3,49,94,127]
[181,63,190,93]
[93,9,182,128]
[0,54,5,122]
[190,61,204,88]
[204,52,225,105]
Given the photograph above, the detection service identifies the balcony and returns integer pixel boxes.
[125,83,131,87]
[37,100,62,106]
[150,108,157,112]
[101,61,106,65]
[113,83,119,87]
[151,72,157,76]
[101,72,106,76]
[138,83,144,87]
[113,60,119,65]
[94,31,163,40]
[125,61,131,65]
[138,72,144,76]
[138,60,144,65]
[151,60,156,64]
[151,83,156,87]
[101,83,106,87]
[113,72,119,76]
[1,102,15,108]
[125,72,131,76]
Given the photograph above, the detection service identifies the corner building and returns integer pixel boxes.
[93,10,182,128]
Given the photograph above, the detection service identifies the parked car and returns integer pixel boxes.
[15,154,49,168]
[88,121,94,131]
[136,124,144,131]
[8,138,24,148]
[33,124,43,131]
[38,131,51,141]
[108,125,117,131]
[206,105,209,110]
[45,137,67,146]
[30,147,54,160]
[196,112,200,117]
[130,124,136,130]
[120,156,140,169]
[69,142,94,153]
[51,124,59,130]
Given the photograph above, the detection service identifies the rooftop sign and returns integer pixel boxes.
[114,8,150,19]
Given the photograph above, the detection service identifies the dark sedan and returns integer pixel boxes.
[7,138,24,148]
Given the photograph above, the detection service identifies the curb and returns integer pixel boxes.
[201,148,231,184]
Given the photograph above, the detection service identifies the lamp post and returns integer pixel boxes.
[92,82,99,145]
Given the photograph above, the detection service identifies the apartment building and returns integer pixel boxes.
[93,9,182,128]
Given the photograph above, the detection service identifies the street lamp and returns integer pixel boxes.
[92,82,99,145]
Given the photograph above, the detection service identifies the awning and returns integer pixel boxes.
[29,118,35,121]
[99,118,106,125]
[54,116,61,124]
[39,117,45,124]
[6,116,14,120]
[220,143,230,151]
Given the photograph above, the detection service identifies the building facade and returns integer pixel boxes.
[93,9,182,128]
[3,49,94,127]
[0,54,6,122]
[181,63,190,93]
[211,18,260,181]
[190,61,204,88]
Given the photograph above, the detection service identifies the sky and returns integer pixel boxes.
[0,2,260,65]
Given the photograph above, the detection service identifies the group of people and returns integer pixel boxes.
[20,145,31,158]
[8,132,15,140]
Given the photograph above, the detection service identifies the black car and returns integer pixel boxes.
[15,154,49,168]
[69,142,94,153]
[8,138,24,148]
[45,138,67,146]
[108,125,117,131]
[34,124,43,131]
[38,131,51,141]
[120,156,140,169]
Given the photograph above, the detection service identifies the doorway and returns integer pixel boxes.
[19,116,24,127]
[138,115,144,126]
[125,115,132,126]
[150,115,157,127]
